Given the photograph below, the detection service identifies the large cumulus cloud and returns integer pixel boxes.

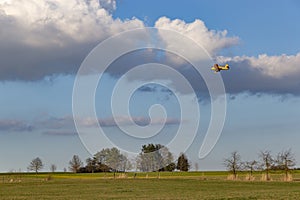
[218,53,300,95]
[155,17,239,57]
[0,0,144,80]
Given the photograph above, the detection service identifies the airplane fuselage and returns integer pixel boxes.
[211,64,229,72]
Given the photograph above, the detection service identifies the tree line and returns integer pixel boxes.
[224,149,296,181]
[27,143,190,174]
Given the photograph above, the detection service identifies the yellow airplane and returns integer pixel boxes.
[211,64,230,72]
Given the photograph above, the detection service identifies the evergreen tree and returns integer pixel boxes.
[86,157,97,173]
[176,153,189,171]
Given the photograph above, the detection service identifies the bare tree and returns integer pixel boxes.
[50,164,57,173]
[119,154,132,172]
[95,148,124,171]
[243,160,258,180]
[259,150,273,181]
[28,157,43,174]
[224,151,242,179]
[136,144,174,172]
[69,155,83,173]
[94,147,132,178]
[276,149,296,180]
[243,160,258,176]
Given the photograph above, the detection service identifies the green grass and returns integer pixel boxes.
[1,172,300,199]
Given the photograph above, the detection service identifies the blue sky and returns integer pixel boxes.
[0,0,300,172]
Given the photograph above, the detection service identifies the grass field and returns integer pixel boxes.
[1,172,300,199]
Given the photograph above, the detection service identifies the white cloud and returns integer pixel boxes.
[0,0,143,47]
[155,17,239,57]
[246,53,300,78]
[218,53,300,78]
[0,0,144,80]
[218,53,300,95]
